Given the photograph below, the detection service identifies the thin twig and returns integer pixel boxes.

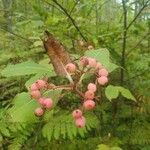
[51,0,87,42]
[126,32,150,57]
[0,25,32,43]
[126,0,149,31]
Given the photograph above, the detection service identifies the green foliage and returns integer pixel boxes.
[85,49,118,72]
[1,61,55,77]
[105,85,136,101]
[96,144,122,150]
[42,111,99,141]
[8,92,39,123]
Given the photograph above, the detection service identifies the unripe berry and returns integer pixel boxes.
[35,107,44,117]
[75,116,86,128]
[65,63,76,73]
[80,57,89,67]
[31,90,41,99]
[36,80,47,89]
[97,76,108,85]
[87,83,97,92]
[85,90,95,100]
[98,68,108,77]
[72,109,83,119]
[30,83,38,91]
[87,58,97,68]
[96,62,103,70]
[43,98,53,109]
[83,100,95,110]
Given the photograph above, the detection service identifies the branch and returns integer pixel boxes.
[51,0,87,42]
[0,25,32,43]
[126,0,149,30]
[126,32,149,57]
[120,0,128,85]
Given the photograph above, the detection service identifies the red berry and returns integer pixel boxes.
[38,97,45,105]
[31,90,41,99]
[98,68,108,77]
[80,57,89,67]
[97,76,108,85]
[30,83,38,91]
[35,107,44,117]
[36,80,47,89]
[83,100,95,110]
[75,116,86,128]
[85,90,95,100]
[43,98,53,109]
[72,109,83,119]
[87,58,97,68]
[65,63,76,73]
[96,62,103,70]
[87,83,97,92]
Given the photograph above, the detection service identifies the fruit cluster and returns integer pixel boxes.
[28,56,109,128]
[29,80,53,117]
[69,57,109,128]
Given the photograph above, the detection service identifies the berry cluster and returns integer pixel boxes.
[28,56,109,128]
[29,80,53,117]
[69,57,109,128]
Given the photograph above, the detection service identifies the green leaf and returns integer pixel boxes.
[97,144,110,150]
[111,147,122,150]
[43,89,62,106]
[8,92,39,122]
[42,122,53,141]
[85,49,118,72]
[105,85,136,102]
[105,85,119,101]
[1,61,54,77]
[118,87,136,101]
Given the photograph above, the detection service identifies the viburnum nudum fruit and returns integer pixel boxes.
[36,80,47,89]
[65,63,76,73]
[35,107,44,117]
[30,83,38,91]
[87,58,97,68]
[72,109,83,119]
[75,116,86,128]
[31,90,41,99]
[83,100,95,110]
[87,83,97,92]
[85,90,95,100]
[43,98,53,109]
[97,76,108,85]
[28,55,112,127]
[98,68,108,77]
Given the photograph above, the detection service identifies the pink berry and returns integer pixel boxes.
[98,68,108,77]
[96,62,103,70]
[35,107,44,117]
[87,83,97,92]
[87,58,97,68]
[97,76,108,85]
[85,90,95,100]
[75,116,86,128]
[43,98,53,109]
[79,57,89,67]
[31,90,41,99]
[83,100,95,110]
[72,109,83,119]
[65,63,76,73]
[36,80,47,89]
[30,83,38,91]
[38,97,45,105]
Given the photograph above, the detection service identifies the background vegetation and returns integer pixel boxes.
[0,0,150,150]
